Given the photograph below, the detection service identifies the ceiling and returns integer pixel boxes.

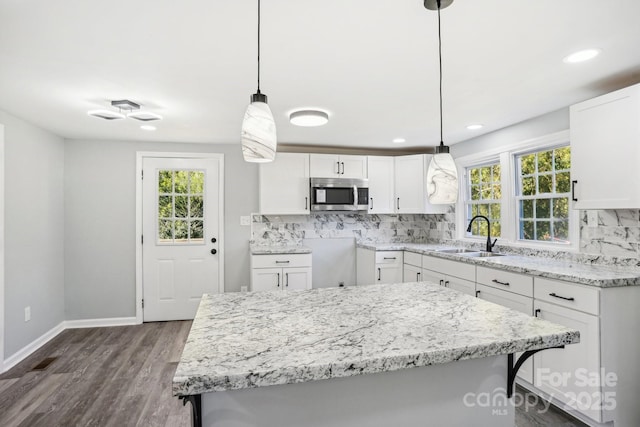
[1,0,640,150]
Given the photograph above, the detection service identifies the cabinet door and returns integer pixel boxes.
[445,276,475,297]
[340,155,368,179]
[403,264,422,283]
[570,83,640,209]
[394,154,426,213]
[251,268,282,292]
[375,264,403,285]
[367,156,395,214]
[533,300,602,422]
[309,154,340,177]
[476,284,534,383]
[283,267,312,290]
[421,268,444,286]
[259,153,310,214]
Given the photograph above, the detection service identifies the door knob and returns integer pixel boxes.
[210,249,217,255]
[211,237,217,243]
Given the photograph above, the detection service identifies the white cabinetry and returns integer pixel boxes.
[394,155,448,214]
[356,248,403,285]
[570,82,640,209]
[476,266,534,383]
[366,156,395,214]
[259,153,310,214]
[403,251,423,282]
[310,154,367,179]
[251,254,312,292]
[420,255,476,296]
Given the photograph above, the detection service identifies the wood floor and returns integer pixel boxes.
[0,321,588,427]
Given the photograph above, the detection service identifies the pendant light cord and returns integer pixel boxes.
[437,1,443,145]
[257,0,261,93]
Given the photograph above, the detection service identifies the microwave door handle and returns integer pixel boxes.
[353,185,358,209]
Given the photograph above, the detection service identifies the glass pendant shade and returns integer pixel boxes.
[427,152,459,204]
[241,100,277,163]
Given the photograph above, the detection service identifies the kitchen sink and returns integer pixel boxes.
[459,251,506,258]
[436,248,479,254]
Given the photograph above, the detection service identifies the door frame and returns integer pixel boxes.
[135,151,225,324]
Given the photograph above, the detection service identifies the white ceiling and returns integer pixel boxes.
[1,0,639,150]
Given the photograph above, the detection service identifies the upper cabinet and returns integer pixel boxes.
[394,154,448,214]
[310,154,368,179]
[367,156,396,214]
[259,153,310,215]
[570,83,640,209]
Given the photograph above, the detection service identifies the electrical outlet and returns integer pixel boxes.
[240,216,251,226]
[25,306,31,322]
[587,211,598,228]
[240,286,248,292]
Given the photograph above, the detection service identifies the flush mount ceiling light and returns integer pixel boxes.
[289,110,329,127]
[563,49,600,64]
[466,124,483,130]
[87,109,125,120]
[127,111,163,121]
[140,125,157,131]
[393,138,406,144]
[241,0,277,163]
[425,0,459,205]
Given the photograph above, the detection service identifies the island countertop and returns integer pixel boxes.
[173,282,579,397]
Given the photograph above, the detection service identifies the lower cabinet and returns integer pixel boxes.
[250,254,312,292]
[357,248,403,285]
[420,255,477,297]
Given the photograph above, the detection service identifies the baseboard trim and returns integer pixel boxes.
[2,321,66,373]
[2,317,140,373]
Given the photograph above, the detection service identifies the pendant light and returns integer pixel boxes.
[241,0,277,163]
[425,0,459,204]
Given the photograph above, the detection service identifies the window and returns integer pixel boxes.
[157,170,205,244]
[466,163,502,237]
[516,146,571,243]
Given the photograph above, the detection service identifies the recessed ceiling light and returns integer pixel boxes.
[466,124,483,130]
[140,125,157,131]
[88,109,125,120]
[392,138,406,143]
[290,110,329,127]
[563,49,600,64]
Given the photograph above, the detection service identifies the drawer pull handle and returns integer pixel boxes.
[285,273,289,287]
[444,280,449,288]
[571,180,578,202]
[439,279,444,286]
[277,272,280,287]
[275,261,290,264]
[535,309,541,317]
[377,268,381,281]
[417,272,421,281]
[383,257,396,260]
[475,290,480,298]
[492,279,510,286]
[549,292,575,301]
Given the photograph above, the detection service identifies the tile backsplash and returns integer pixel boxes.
[251,209,640,267]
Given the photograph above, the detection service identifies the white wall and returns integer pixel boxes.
[0,110,65,358]
[64,139,258,320]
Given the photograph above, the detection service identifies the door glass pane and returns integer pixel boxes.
[156,169,206,244]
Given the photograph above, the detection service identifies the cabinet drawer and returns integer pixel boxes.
[422,255,475,282]
[476,284,533,315]
[534,277,599,315]
[375,251,403,266]
[252,253,312,268]
[403,251,422,267]
[476,266,533,297]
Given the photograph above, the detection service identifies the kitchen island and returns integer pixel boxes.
[173,282,579,427]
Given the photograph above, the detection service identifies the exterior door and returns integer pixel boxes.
[142,156,222,321]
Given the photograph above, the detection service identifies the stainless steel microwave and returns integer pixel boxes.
[310,178,369,211]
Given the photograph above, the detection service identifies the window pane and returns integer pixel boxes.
[175,220,188,240]
[158,195,172,218]
[480,167,492,182]
[159,171,173,193]
[538,151,553,172]
[190,220,204,240]
[536,221,551,241]
[159,220,173,241]
[492,165,501,181]
[520,154,536,175]
[538,174,552,194]
[521,200,534,218]
[175,196,188,218]
[470,168,479,184]
[490,203,501,218]
[493,183,502,199]
[555,147,571,170]
[536,199,550,218]
[471,185,480,200]
[190,171,204,193]
[174,171,189,193]
[478,204,489,216]
[480,184,492,200]
[553,197,569,219]
[554,220,569,241]
[522,177,536,196]
[521,221,534,240]
[556,172,570,193]
[491,222,501,237]
[190,196,204,218]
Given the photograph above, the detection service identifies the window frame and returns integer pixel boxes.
[456,130,578,251]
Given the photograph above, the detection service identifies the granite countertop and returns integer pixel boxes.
[172,283,579,396]
[250,245,312,255]
[358,242,640,288]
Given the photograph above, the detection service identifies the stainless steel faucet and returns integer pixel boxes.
[466,215,498,252]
